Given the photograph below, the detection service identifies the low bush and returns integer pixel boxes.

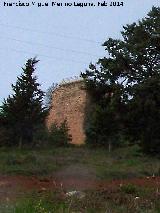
[48,120,72,147]
[120,183,138,194]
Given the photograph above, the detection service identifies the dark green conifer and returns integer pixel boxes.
[0,58,46,147]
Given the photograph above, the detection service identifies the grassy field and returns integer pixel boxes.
[0,145,159,179]
[0,145,160,212]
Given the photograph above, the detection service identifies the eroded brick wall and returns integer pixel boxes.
[46,80,90,145]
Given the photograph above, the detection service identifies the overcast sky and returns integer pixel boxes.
[0,0,159,103]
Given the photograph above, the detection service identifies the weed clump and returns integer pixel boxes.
[120,183,138,194]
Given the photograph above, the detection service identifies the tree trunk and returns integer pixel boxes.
[108,141,112,153]
[18,136,22,149]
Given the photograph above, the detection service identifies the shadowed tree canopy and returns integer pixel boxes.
[81,7,160,153]
[82,6,160,97]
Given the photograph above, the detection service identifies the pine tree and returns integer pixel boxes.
[0,58,46,147]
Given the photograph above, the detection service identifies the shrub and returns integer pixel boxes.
[48,120,72,147]
[120,183,138,194]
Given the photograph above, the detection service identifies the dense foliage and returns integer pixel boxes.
[0,58,46,147]
[81,7,160,154]
[48,120,72,147]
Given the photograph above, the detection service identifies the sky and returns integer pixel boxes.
[0,0,159,103]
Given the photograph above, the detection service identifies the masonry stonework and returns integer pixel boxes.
[46,80,90,145]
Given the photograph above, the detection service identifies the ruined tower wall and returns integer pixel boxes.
[46,80,89,145]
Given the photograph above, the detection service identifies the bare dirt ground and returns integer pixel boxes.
[0,163,160,202]
[53,164,97,190]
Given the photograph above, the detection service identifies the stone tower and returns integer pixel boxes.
[46,80,90,145]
